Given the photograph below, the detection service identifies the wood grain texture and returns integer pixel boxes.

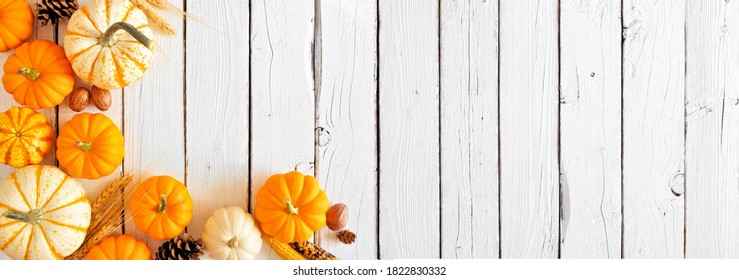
[378,0,440,259]
[685,0,739,258]
[622,0,685,258]
[123,0,184,253]
[185,0,250,253]
[440,0,499,259]
[316,0,378,260]
[499,0,559,258]
[250,0,316,260]
[559,0,622,258]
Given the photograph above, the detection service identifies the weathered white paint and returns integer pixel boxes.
[440,0,499,259]
[622,0,685,258]
[123,0,185,253]
[499,0,559,258]
[316,0,378,259]
[250,0,316,260]
[559,0,622,258]
[378,0,440,259]
[685,0,739,258]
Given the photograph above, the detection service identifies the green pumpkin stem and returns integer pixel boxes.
[3,209,43,225]
[76,141,93,152]
[285,198,298,215]
[17,68,40,81]
[101,22,153,48]
[157,194,167,214]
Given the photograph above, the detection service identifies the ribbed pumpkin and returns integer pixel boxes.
[0,0,34,52]
[254,171,329,243]
[64,0,154,89]
[2,40,75,109]
[0,165,91,260]
[85,235,150,260]
[130,176,193,240]
[0,107,53,168]
[201,206,262,260]
[56,113,124,179]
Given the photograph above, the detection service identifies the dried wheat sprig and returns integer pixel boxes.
[130,0,176,35]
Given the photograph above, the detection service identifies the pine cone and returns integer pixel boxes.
[155,233,204,260]
[337,230,356,245]
[36,0,78,26]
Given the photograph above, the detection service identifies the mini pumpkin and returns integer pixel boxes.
[201,206,262,260]
[130,176,193,240]
[2,40,75,109]
[0,0,33,52]
[64,0,154,89]
[254,171,330,243]
[85,235,150,260]
[56,113,124,179]
[0,107,53,168]
[0,165,91,260]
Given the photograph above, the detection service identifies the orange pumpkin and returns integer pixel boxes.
[254,171,330,243]
[130,176,193,240]
[56,113,123,179]
[85,235,150,260]
[0,107,53,168]
[0,0,33,52]
[2,40,75,109]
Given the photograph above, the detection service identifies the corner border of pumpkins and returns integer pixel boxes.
[0,0,353,260]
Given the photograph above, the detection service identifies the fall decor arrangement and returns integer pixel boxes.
[64,0,154,89]
[85,235,151,260]
[36,0,78,27]
[2,40,75,109]
[130,175,193,240]
[254,171,330,243]
[201,206,262,260]
[0,165,91,259]
[0,0,34,52]
[156,233,204,260]
[56,113,124,179]
[0,107,53,168]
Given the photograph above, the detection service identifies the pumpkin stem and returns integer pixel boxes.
[157,194,167,214]
[76,141,93,152]
[3,209,44,225]
[101,22,153,48]
[17,68,40,81]
[285,198,299,215]
[228,237,239,248]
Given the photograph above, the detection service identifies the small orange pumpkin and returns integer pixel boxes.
[85,235,150,260]
[0,0,33,52]
[0,107,53,168]
[130,176,193,240]
[56,113,124,179]
[2,40,75,109]
[254,171,330,243]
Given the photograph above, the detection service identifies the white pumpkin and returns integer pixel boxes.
[0,165,91,259]
[201,206,262,260]
[64,0,154,89]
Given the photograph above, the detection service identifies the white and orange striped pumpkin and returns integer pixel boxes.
[64,0,154,90]
[0,165,91,260]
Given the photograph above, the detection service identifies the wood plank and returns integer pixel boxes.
[439,0,499,259]
[499,0,559,258]
[250,0,315,260]
[123,0,184,253]
[685,0,739,258]
[316,0,377,260]
[622,0,685,258]
[559,0,622,258]
[378,0,439,259]
[185,0,251,258]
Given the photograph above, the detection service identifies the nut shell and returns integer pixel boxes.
[325,203,349,231]
[91,86,112,111]
[68,87,89,112]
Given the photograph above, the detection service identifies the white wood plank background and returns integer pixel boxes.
[3,0,739,260]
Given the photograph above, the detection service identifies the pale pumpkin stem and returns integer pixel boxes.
[227,237,239,248]
[3,209,43,225]
[76,141,93,152]
[101,22,153,48]
[17,68,40,81]
[285,198,298,215]
[157,194,167,214]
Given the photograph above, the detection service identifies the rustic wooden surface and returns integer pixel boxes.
[2,0,739,260]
